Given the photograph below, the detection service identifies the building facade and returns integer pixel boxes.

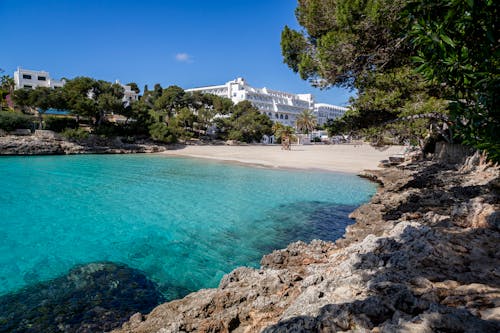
[115,80,139,105]
[14,67,65,90]
[186,77,347,127]
[314,103,348,126]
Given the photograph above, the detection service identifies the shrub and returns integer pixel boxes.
[61,128,90,141]
[0,111,34,132]
[44,116,78,132]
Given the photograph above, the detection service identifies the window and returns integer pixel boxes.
[22,74,32,80]
[285,115,288,120]
[280,114,283,119]
[23,85,32,89]
[275,114,278,119]
[37,76,46,81]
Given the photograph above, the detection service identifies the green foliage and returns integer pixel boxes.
[283,0,409,88]
[273,122,296,142]
[61,128,90,141]
[44,116,78,132]
[61,76,97,121]
[62,77,126,127]
[295,109,317,134]
[351,66,448,128]
[407,0,500,161]
[223,101,273,143]
[153,85,186,121]
[0,111,33,131]
[149,122,177,143]
[1,75,15,110]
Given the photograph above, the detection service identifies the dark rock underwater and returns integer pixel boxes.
[0,262,164,333]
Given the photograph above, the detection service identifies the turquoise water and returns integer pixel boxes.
[0,155,375,299]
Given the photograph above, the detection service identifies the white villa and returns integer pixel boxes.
[14,67,65,90]
[13,67,139,105]
[186,77,347,127]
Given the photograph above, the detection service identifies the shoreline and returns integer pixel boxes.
[0,134,406,174]
[158,144,406,174]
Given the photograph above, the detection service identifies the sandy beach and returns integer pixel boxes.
[160,143,406,173]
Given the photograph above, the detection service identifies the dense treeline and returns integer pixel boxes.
[0,75,273,144]
[282,0,499,160]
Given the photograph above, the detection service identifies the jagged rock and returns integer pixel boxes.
[109,156,499,333]
[0,135,166,155]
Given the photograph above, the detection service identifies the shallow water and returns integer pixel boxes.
[0,154,376,299]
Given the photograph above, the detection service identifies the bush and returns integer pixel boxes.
[61,128,90,141]
[149,122,177,143]
[0,111,34,132]
[44,116,78,132]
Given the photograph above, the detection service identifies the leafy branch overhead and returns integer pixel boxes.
[282,0,499,161]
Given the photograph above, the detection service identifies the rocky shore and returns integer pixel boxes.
[113,153,499,332]
[0,131,166,155]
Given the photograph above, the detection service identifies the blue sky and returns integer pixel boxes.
[0,0,354,105]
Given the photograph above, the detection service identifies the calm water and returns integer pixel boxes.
[0,154,375,298]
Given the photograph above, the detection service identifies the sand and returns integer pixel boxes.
[159,143,406,174]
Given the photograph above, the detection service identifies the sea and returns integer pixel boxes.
[0,154,376,320]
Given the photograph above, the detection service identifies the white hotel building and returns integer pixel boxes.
[186,77,347,127]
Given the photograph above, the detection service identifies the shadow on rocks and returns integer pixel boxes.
[265,160,500,332]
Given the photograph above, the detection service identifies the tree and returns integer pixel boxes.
[149,122,176,143]
[273,122,296,150]
[30,87,54,129]
[95,80,125,126]
[128,99,153,134]
[154,85,186,123]
[152,83,163,99]
[174,107,196,141]
[11,88,32,113]
[281,0,409,89]
[62,77,98,125]
[295,109,317,134]
[62,77,125,128]
[408,0,500,160]
[225,101,273,143]
[281,0,450,147]
[1,75,15,110]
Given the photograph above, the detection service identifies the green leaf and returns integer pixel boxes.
[440,34,455,47]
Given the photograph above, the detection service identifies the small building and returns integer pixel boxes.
[14,67,65,90]
[115,80,139,106]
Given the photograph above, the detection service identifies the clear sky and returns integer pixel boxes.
[0,0,355,106]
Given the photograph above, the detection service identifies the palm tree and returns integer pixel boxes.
[273,122,295,150]
[295,109,317,134]
[0,75,15,110]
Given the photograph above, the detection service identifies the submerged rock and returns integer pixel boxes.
[0,262,164,333]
